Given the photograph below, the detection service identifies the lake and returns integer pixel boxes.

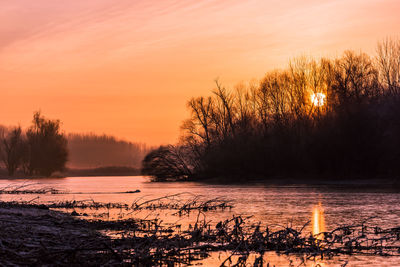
[1,176,400,266]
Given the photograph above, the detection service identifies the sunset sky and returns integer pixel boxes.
[1,0,399,145]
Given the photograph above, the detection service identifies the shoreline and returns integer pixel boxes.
[197,176,400,186]
[1,171,400,189]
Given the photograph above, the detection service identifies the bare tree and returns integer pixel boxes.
[183,96,214,146]
[1,127,25,176]
[213,80,236,136]
[259,70,290,125]
[141,145,193,181]
[26,111,68,176]
[332,51,380,107]
[376,37,400,96]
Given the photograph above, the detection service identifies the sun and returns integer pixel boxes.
[311,93,326,107]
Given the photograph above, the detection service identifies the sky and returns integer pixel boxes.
[1,0,399,145]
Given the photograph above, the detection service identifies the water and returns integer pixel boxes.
[1,176,400,266]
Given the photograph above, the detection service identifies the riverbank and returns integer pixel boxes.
[196,175,400,186]
[148,173,400,188]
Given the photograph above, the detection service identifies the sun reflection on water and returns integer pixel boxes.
[312,203,325,239]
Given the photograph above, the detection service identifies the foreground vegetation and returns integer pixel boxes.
[1,195,399,266]
[143,38,400,182]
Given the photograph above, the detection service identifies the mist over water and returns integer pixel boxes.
[67,134,150,169]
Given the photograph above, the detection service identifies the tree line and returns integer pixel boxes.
[142,38,400,181]
[0,112,68,177]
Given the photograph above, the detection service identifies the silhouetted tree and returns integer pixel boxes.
[0,127,25,176]
[331,51,380,109]
[141,145,192,181]
[25,112,68,176]
[377,37,400,96]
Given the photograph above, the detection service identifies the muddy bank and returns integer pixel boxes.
[0,202,118,266]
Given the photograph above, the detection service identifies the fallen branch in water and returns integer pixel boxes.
[0,183,140,195]
[37,194,233,217]
[0,183,62,194]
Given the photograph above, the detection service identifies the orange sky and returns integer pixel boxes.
[1,0,399,145]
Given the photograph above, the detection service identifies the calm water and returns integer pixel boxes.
[1,176,400,266]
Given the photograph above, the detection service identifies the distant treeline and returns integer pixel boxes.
[142,38,400,182]
[67,133,150,169]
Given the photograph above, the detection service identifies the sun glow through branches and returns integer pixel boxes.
[311,93,326,107]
